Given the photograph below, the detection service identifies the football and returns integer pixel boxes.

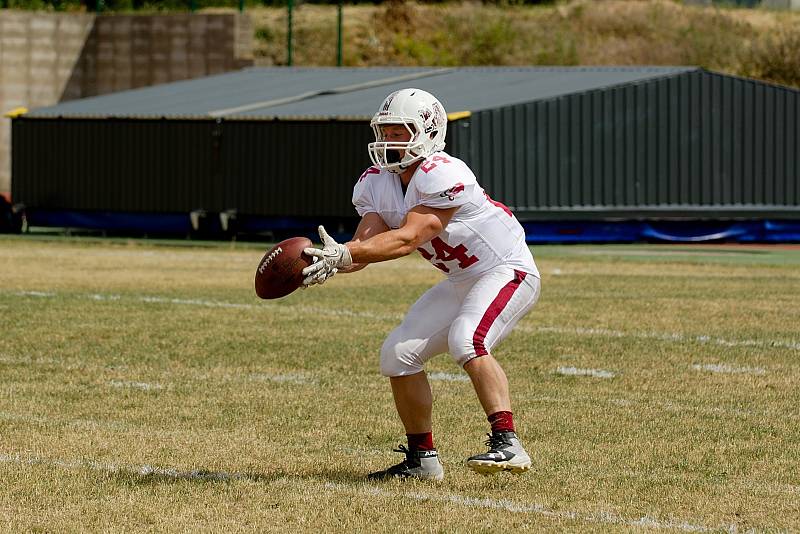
[254,236,315,299]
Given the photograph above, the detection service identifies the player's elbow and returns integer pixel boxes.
[396,216,443,257]
[395,237,419,257]
[394,229,426,257]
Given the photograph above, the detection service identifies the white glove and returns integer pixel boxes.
[302,225,352,285]
[302,257,337,288]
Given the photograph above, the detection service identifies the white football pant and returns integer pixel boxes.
[380,265,540,377]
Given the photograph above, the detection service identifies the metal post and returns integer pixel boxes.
[287,0,293,66]
[238,0,244,12]
[189,0,196,13]
[337,1,343,66]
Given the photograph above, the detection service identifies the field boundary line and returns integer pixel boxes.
[5,289,798,350]
[691,363,766,375]
[521,394,800,421]
[554,366,617,379]
[525,325,800,351]
[321,482,737,533]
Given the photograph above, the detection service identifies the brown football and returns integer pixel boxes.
[254,237,315,299]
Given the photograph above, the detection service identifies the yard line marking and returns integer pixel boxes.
[0,411,132,432]
[109,380,164,391]
[427,371,471,382]
[5,289,797,350]
[132,295,404,320]
[89,293,121,301]
[691,363,767,375]
[322,482,736,533]
[554,366,617,379]
[0,354,62,366]
[139,296,256,309]
[522,393,799,421]
[526,325,800,351]
[13,291,55,297]
[247,373,316,385]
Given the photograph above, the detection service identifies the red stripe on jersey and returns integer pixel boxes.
[472,270,528,357]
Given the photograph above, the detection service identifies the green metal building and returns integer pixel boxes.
[11,66,800,241]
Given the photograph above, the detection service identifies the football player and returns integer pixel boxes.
[302,88,541,481]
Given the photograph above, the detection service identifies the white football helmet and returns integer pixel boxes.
[368,88,447,173]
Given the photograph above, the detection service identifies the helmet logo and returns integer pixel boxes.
[380,92,398,116]
[420,103,445,134]
[419,107,435,133]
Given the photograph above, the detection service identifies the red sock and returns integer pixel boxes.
[407,432,435,451]
[488,411,515,433]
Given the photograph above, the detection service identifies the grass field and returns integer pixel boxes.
[1,236,799,532]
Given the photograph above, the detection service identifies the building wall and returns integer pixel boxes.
[453,70,800,219]
[0,11,253,195]
[12,70,799,223]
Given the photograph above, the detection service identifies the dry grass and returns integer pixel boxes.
[1,236,799,531]
[245,0,800,88]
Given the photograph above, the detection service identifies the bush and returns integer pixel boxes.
[745,26,800,88]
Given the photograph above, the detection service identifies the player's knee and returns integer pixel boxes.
[380,330,425,377]
[448,318,480,368]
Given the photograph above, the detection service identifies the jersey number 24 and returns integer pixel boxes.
[417,237,479,273]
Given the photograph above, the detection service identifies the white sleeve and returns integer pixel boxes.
[352,167,380,216]
[417,181,477,209]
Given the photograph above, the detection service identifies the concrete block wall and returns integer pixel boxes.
[0,11,253,195]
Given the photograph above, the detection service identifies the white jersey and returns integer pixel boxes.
[352,151,540,282]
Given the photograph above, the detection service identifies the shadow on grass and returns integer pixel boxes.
[105,464,369,487]
[107,467,284,486]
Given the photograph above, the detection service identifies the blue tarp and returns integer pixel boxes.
[522,220,800,243]
[22,210,800,243]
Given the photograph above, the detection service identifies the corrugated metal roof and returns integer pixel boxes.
[26,66,698,120]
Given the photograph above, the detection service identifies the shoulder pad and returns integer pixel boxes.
[414,154,477,196]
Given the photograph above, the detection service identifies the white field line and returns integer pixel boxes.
[0,451,742,532]
[0,354,62,366]
[691,363,767,375]
[247,373,316,385]
[0,410,250,439]
[109,380,163,391]
[555,366,617,379]
[0,351,319,390]
[7,289,797,351]
[13,291,55,297]
[322,482,736,533]
[525,325,800,351]
[427,371,470,382]
[523,393,800,421]
[0,411,131,433]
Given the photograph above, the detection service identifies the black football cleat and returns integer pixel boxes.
[466,431,532,475]
[367,445,444,481]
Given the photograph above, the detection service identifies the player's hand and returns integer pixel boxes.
[301,257,337,288]
[302,225,353,281]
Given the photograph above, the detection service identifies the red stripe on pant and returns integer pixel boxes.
[472,270,527,357]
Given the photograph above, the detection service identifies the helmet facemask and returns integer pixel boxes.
[368,118,427,174]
